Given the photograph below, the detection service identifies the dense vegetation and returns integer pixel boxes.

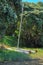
[0,0,43,47]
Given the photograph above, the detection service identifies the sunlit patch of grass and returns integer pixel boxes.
[28,48,43,59]
[11,47,43,59]
[22,48,43,59]
[0,46,43,61]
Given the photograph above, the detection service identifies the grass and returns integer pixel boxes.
[29,48,43,59]
[0,48,43,65]
[0,44,43,61]
[23,48,43,59]
[1,36,43,60]
[0,49,30,61]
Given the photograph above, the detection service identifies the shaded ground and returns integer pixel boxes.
[0,45,43,65]
[0,59,43,65]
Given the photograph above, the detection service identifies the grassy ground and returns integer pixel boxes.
[28,48,43,59]
[0,44,43,60]
[22,48,43,59]
[1,36,43,59]
[0,47,43,61]
[0,49,30,61]
[0,48,43,65]
[0,46,43,65]
[7,48,43,59]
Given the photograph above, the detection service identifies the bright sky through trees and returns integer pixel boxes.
[22,0,43,3]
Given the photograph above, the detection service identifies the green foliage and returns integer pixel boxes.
[0,0,21,37]
[19,2,43,47]
[3,36,17,46]
[0,1,43,47]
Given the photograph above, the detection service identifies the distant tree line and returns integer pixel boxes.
[0,0,43,47]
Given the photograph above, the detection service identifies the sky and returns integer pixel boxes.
[22,0,43,3]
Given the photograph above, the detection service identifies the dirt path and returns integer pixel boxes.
[0,59,43,65]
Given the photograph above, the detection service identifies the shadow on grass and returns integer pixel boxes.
[0,49,43,65]
[0,49,31,61]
